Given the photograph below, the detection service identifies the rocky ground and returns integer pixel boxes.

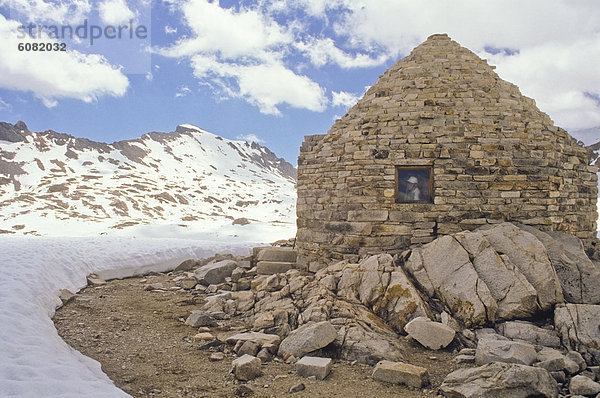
[53,222,600,398]
[54,270,459,398]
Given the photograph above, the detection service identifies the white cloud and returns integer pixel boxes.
[331,0,600,129]
[296,38,388,68]
[98,0,136,25]
[159,0,327,115]
[481,37,600,129]
[268,0,350,18]
[157,0,600,128]
[164,25,177,34]
[0,0,92,24]
[160,0,291,60]
[190,55,327,115]
[331,90,360,108]
[145,71,153,81]
[175,85,190,98]
[0,14,129,106]
[236,133,264,143]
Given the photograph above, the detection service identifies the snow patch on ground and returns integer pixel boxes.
[0,235,265,397]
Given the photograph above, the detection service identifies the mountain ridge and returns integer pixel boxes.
[0,121,297,238]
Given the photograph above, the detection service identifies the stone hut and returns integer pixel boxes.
[296,34,598,265]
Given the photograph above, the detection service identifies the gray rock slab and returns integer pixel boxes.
[175,258,197,272]
[296,356,333,380]
[403,235,497,328]
[478,223,563,310]
[404,317,455,350]
[256,247,297,263]
[195,260,238,285]
[498,321,561,347]
[256,261,293,275]
[475,338,537,366]
[454,230,538,320]
[519,225,600,304]
[225,331,280,347]
[440,362,558,398]
[555,304,600,364]
[185,310,218,327]
[278,321,337,358]
[371,360,429,388]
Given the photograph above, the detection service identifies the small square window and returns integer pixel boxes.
[396,166,433,203]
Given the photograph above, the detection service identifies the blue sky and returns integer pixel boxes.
[0,0,599,162]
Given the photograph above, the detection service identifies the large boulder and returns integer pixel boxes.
[554,303,600,365]
[404,317,455,350]
[519,225,600,304]
[478,223,563,310]
[475,338,537,366]
[402,223,565,328]
[278,321,337,358]
[454,230,538,320]
[497,321,561,348]
[403,235,497,327]
[195,260,238,285]
[337,254,430,333]
[440,362,558,398]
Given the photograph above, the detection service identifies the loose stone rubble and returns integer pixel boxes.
[151,221,598,397]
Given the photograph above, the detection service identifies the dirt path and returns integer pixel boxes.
[53,270,462,397]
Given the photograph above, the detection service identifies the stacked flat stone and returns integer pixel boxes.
[296,33,597,264]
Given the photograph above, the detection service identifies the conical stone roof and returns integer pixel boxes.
[324,33,565,146]
[296,34,597,263]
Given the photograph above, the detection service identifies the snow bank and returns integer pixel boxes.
[0,236,255,397]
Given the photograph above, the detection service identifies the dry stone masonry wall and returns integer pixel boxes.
[296,34,598,265]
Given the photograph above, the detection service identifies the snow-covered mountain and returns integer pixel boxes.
[0,121,297,238]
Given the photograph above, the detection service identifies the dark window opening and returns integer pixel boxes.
[396,166,433,203]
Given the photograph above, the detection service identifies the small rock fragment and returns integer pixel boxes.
[233,384,254,397]
[289,383,305,393]
[296,356,332,380]
[193,332,214,343]
[372,360,429,388]
[181,277,197,290]
[257,348,273,363]
[87,274,106,286]
[144,282,164,291]
[209,352,225,361]
[175,259,197,272]
[569,375,600,396]
[237,341,260,357]
[59,289,76,304]
[185,310,218,327]
[232,354,262,381]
